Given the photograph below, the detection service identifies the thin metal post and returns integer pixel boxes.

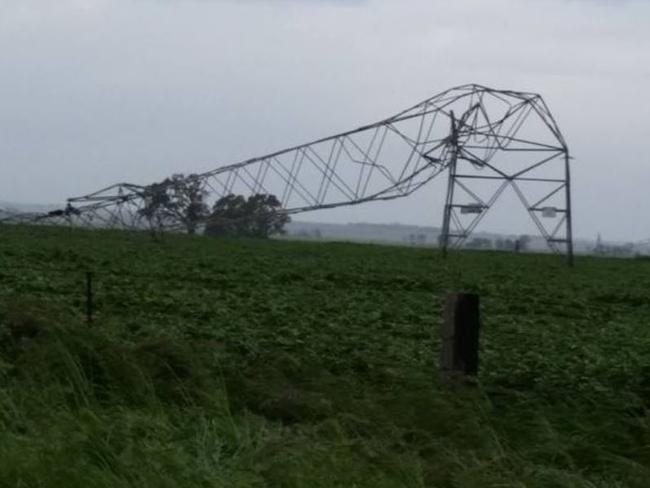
[85,271,93,325]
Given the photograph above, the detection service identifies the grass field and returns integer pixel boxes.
[1,224,650,487]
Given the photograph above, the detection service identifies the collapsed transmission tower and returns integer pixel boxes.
[13,84,573,262]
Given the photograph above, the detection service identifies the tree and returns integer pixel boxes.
[465,237,492,250]
[495,238,516,251]
[205,193,290,238]
[204,194,247,237]
[517,234,532,252]
[140,181,172,235]
[139,174,208,235]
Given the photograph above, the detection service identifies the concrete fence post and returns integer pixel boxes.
[441,292,480,377]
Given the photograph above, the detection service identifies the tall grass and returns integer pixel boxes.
[1,300,649,487]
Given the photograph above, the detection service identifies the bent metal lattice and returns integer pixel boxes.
[3,84,573,262]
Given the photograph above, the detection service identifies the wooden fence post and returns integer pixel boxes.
[441,292,480,377]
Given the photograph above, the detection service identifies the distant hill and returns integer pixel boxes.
[0,201,60,214]
[285,221,442,246]
[284,220,640,256]
[0,201,63,223]
[1,201,646,256]
[285,220,550,249]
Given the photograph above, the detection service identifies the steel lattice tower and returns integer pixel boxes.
[2,84,573,262]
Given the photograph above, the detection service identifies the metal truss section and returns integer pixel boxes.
[2,84,573,262]
[435,87,573,264]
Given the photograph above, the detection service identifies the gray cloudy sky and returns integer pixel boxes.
[1,0,649,240]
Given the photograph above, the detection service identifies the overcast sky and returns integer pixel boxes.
[1,0,649,240]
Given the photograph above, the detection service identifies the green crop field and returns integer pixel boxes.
[1,224,650,487]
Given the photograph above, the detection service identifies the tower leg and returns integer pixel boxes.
[441,167,455,257]
[564,152,574,266]
[440,113,459,258]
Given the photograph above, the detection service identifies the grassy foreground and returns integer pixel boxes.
[1,224,650,487]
